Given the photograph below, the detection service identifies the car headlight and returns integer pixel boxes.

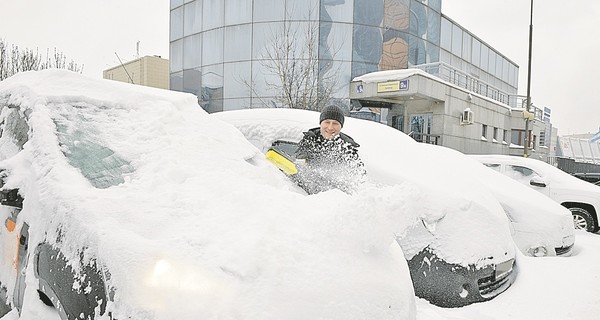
[144,259,232,297]
[146,259,206,292]
[562,234,575,247]
[527,246,548,257]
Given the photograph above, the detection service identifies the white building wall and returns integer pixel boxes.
[350,69,547,158]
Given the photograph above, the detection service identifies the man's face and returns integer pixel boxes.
[320,119,342,140]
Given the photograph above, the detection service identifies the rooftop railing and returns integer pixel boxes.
[412,62,542,120]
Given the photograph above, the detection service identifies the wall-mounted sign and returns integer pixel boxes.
[400,79,409,90]
[356,83,364,93]
[377,79,409,93]
[377,81,399,92]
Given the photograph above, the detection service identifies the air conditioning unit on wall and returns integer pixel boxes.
[460,107,474,125]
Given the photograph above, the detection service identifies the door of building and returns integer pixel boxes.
[409,113,433,143]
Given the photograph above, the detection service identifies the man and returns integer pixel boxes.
[293,105,366,194]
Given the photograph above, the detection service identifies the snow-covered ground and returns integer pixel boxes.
[0,70,598,319]
[2,230,599,320]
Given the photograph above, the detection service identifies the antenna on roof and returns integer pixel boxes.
[136,41,140,59]
[115,52,134,84]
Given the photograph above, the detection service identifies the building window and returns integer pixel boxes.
[511,129,523,146]
[539,131,546,147]
[493,127,498,142]
[392,115,404,132]
[440,17,452,51]
[472,38,481,67]
[451,23,463,57]
[511,129,532,147]
[503,129,508,144]
[481,124,488,141]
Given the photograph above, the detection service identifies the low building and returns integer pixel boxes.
[103,55,169,90]
[349,67,548,158]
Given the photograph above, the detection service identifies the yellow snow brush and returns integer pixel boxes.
[265,148,298,175]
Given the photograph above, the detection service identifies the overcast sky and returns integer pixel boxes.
[1,0,598,135]
[0,0,170,78]
[443,0,600,136]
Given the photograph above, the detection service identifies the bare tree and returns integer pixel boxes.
[0,39,84,81]
[244,7,343,111]
[0,40,7,80]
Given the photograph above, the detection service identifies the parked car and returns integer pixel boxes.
[0,70,418,320]
[470,154,600,233]
[214,108,518,308]
[419,144,574,257]
[264,123,574,258]
[571,172,600,186]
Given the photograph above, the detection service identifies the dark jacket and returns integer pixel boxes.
[293,127,366,194]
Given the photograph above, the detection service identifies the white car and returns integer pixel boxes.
[470,154,600,233]
[214,108,518,308]
[420,145,575,257]
[0,70,417,320]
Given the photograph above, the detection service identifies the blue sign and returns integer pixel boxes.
[400,79,409,91]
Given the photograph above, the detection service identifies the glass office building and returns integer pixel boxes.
[169,0,519,113]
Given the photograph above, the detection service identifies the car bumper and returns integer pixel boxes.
[407,246,516,308]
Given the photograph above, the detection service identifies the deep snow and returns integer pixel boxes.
[4,230,600,320]
[0,70,598,320]
[0,70,417,319]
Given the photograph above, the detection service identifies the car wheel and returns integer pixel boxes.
[569,207,597,232]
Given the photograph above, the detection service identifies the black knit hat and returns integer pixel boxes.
[320,105,345,127]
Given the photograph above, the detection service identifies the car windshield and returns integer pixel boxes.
[53,105,134,189]
[272,140,299,157]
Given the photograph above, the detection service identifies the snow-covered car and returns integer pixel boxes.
[420,145,575,257]
[470,154,600,233]
[0,70,417,320]
[213,108,518,308]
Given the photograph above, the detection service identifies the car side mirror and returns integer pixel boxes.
[530,176,547,188]
[0,189,23,208]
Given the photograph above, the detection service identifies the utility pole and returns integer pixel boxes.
[523,0,534,157]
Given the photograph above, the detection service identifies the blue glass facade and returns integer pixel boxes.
[169,0,518,112]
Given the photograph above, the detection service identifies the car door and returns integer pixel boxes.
[503,164,551,198]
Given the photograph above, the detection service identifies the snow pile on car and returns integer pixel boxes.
[0,70,418,320]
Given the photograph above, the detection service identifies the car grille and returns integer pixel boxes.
[477,259,514,298]
[556,244,574,256]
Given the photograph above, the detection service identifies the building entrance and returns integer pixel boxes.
[409,113,434,144]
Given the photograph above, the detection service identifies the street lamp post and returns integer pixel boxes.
[524,0,534,157]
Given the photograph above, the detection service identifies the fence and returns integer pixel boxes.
[549,156,600,174]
